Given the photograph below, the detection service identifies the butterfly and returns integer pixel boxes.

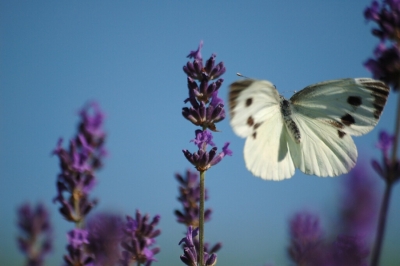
[228,78,390,181]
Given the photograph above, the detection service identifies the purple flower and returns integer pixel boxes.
[333,235,369,266]
[53,102,106,223]
[371,131,400,183]
[77,102,107,170]
[288,212,326,265]
[182,80,225,131]
[184,41,225,82]
[17,203,52,266]
[191,130,215,149]
[375,130,394,155]
[67,229,89,249]
[364,45,400,91]
[175,170,212,227]
[179,226,218,266]
[120,210,161,266]
[339,165,379,240]
[86,213,124,266]
[182,42,226,132]
[183,130,232,172]
[364,0,400,41]
[187,40,203,61]
[64,229,94,266]
[364,0,400,90]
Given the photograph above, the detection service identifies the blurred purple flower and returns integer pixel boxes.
[64,229,94,266]
[86,213,124,266]
[371,130,400,183]
[333,235,369,266]
[53,102,106,223]
[77,101,107,170]
[364,0,400,90]
[364,0,400,41]
[183,130,232,172]
[175,169,212,227]
[17,203,52,266]
[120,210,161,266]
[364,45,400,91]
[339,165,379,240]
[288,212,326,265]
[376,130,394,156]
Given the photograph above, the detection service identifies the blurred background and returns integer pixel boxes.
[1,1,399,265]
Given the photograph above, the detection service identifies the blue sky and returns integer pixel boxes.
[1,1,400,265]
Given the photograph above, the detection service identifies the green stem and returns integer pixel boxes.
[390,92,400,164]
[199,170,205,266]
[73,188,82,228]
[370,181,393,266]
[371,92,400,266]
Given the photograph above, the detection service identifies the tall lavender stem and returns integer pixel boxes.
[371,181,393,266]
[199,171,205,266]
[364,2,400,264]
[371,93,400,266]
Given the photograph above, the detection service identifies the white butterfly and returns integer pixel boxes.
[229,78,389,181]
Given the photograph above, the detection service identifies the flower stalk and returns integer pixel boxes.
[181,41,231,266]
[199,170,205,266]
[364,1,400,264]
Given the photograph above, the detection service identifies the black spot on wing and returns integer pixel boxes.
[338,130,346,138]
[245,98,253,107]
[252,132,257,139]
[254,122,262,130]
[228,80,255,118]
[247,116,254,127]
[341,113,355,126]
[347,96,362,106]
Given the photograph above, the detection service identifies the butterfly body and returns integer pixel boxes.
[229,78,389,181]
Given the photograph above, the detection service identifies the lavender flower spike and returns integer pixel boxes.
[183,41,226,82]
[179,226,198,266]
[175,170,212,227]
[179,226,218,266]
[53,102,106,224]
[64,229,94,266]
[288,212,325,265]
[17,203,52,266]
[86,213,124,266]
[364,0,400,90]
[121,210,161,266]
[333,235,369,266]
[182,81,226,132]
[371,130,400,183]
[183,130,232,171]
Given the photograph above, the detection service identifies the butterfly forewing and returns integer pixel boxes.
[229,80,281,138]
[290,78,389,137]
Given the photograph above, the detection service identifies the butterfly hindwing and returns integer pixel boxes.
[244,114,295,181]
[289,112,357,177]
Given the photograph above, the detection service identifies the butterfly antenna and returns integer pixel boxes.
[236,73,250,79]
